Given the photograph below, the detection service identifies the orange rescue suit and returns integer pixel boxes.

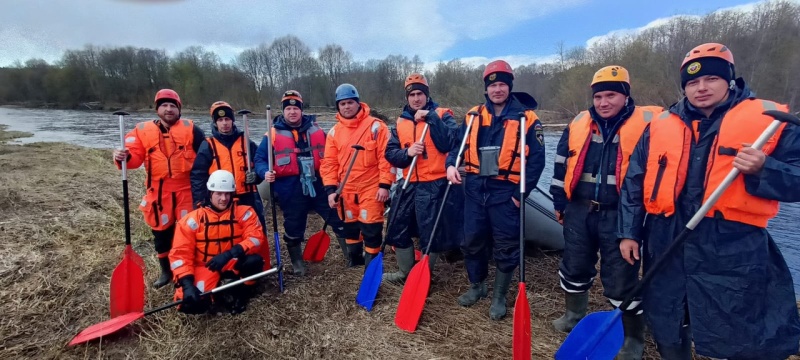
[643,99,787,228]
[564,106,662,199]
[395,108,452,181]
[463,106,536,184]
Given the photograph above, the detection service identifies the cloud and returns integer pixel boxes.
[0,0,586,67]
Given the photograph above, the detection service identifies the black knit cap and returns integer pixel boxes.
[484,71,514,91]
[591,81,631,96]
[405,83,429,98]
[681,57,734,88]
[156,98,179,109]
[212,106,235,122]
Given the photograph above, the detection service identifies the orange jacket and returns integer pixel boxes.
[320,103,393,193]
[463,106,537,184]
[394,108,451,182]
[119,119,197,192]
[169,202,265,281]
[564,106,661,199]
[643,99,787,227]
[206,136,255,195]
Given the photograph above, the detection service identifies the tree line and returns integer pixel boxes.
[0,0,798,116]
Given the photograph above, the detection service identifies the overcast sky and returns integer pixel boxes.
[0,0,782,69]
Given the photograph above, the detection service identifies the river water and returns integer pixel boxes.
[2,106,798,296]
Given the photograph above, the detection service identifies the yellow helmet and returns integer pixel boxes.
[590,65,630,87]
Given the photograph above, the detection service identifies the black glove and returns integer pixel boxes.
[245,171,257,185]
[179,275,200,305]
[205,245,245,272]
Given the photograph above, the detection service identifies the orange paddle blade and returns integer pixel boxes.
[69,311,145,346]
[109,246,145,318]
[394,256,431,333]
[512,282,531,360]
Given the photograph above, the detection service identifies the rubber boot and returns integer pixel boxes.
[364,252,376,269]
[616,313,645,360]
[336,236,349,261]
[286,243,306,276]
[229,284,254,315]
[457,280,488,307]
[656,325,692,360]
[347,243,364,267]
[489,271,513,320]
[382,246,415,284]
[152,256,172,289]
[428,252,440,273]
[552,291,589,333]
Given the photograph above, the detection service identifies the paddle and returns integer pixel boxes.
[394,111,478,332]
[356,122,430,312]
[69,267,279,346]
[265,105,285,293]
[554,109,800,360]
[303,211,333,262]
[109,111,145,319]
[237,109,257,194]
[512,112,531,359]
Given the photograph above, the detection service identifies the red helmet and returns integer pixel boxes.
[154,89,182,109]
[483,60,514,80]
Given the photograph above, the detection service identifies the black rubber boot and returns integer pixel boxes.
[552,291,589,333]
[617,313,645,360]
[347,243,364,267]
[336,236,349,261]
[364,252,376,269]
[457,280,488,307]
[428,252,440,273]
[382,246,415,284]
[229,285,254,315]
[489,271,513,320]
[286,243,306,276]
[656,325,692,360]
[152,256,172,289]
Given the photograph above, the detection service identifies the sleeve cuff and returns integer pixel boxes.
[325,185,337,196]
[379,183,391,190]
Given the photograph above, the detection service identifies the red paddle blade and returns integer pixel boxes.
[512,282,531,360]
[303,231,330,262]
[109,246,145,318]
[414,249,421,262]
[69,311,144,346]
[394,257,431,333]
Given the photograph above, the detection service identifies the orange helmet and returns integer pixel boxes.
[404,73,428,88]
[483,60,514,80]
[681,43,734,69]
[591,65,630,87]
[154,89,182,109]
[209,101,232,115]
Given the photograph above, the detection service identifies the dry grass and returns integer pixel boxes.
[1,127,796,360]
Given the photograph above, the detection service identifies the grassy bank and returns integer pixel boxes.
[0,127,762,360]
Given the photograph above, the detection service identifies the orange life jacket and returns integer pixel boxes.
[395,108,452,182]
[643,99,787,227]
[463,106,537,184]
[270,123,326,178]
[136,119,196,192]
[563,106,661,200]
[206,135,255,195]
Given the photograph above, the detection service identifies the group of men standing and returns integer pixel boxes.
[112,41,800,359]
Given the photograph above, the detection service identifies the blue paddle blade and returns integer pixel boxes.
[555,309,624,360]
[356,252,384,311]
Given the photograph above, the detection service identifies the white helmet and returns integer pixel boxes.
[207,170,236,192]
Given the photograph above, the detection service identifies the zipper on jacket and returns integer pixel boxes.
[650,154,668,202]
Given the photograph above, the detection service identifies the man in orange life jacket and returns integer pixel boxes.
[446,60,545,320]
[256,90,346,275]
[549,66,660,359]
[321,84,393,268]
[383,73,463,284]
[618,43,800,359]
[169,170,266,315]
[112,89,206,289]
[190,101,270,271]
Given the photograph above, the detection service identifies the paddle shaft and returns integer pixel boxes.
[618,117,787,311]
[422,112,478,255]
[380,122,429,252]
[518,113,526,283]
[115,112,133,246]
[145,267,279,315]
[265,105,285,293]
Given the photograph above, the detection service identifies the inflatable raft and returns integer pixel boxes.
[256,182,564,251]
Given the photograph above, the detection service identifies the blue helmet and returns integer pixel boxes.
[335,83,359,103]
